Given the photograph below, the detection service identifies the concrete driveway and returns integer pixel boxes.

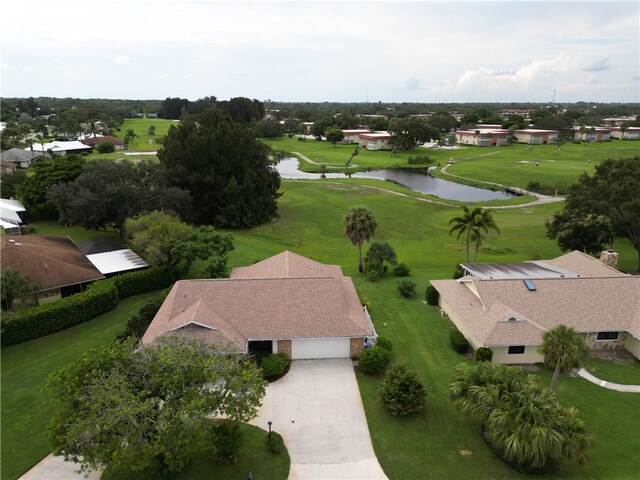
[250,359,388,479]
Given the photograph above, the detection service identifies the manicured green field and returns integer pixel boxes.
[584,358,640,385]
[118,118,176,151]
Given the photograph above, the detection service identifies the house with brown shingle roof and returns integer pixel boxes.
[142,251,377,359]
[431,251,640,364]
[0,236,105,300]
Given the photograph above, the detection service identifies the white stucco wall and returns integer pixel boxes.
[491,346,544,364]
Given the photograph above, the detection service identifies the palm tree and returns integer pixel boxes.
[449,207,499,263]
[344,207,377,273]
[124,129,139,149]
[86,121,101,139]
[619,124,628,140]
[539,325,590,391]
[1,268,38,310]
[470,209,500,262]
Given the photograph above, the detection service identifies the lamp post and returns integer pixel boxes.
[268,421,272,439]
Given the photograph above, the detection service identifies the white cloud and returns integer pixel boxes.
[19,65,34,75]
[114,55,130,64]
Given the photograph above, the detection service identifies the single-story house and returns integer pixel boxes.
[358,132,392,151]
[341,129,371,144]
[82,135,126,150]
[0,147,44,167]
[572,127,611,142]
[610,127,640,140]
[1,159,16,173]
[26,141,93,156]
[0,235,105,301]
[431,250,640,364]
[76,238,148,276]
[0,198,26,235]
[456,129,509,147]
[142,251,377,359]
[514,129,559,145]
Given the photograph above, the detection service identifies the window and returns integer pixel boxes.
[596,331,619,341]
[508,345,525,355]
[523,279,536,291]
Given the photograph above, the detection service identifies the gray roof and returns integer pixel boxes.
[76,238,123,255]
[461,261,580,280]
[0,148,43,163]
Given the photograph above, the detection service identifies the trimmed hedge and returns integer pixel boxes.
[425,284,439,305]
[359,346,392,375]
[397,279,416,298]
[1,266,177,347]
[475,347,494,362]
[260,353,290,378]
[265,431,285,454]
[450,330,470,354]
[1,280,118,347]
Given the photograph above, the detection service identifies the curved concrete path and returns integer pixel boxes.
[250,359,387,480]
[574,368,640,393]
[292,151,359,169]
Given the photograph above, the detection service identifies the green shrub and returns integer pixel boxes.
[0,280,119,347]
[356,288,371,308]
[117,290,169,341]
[450,330,470,354]
[475,347,494,362]
[213,420,242,464]
[112,266,176,299]
[392,263,410,277]
[260,353,290,378]
[378,364,427,416]
[265,431,284,454]
[397,279,416,298]
[96,141,116,153]
[453,265,465,279]
[359,346,391,375]
[375,336,393,352]
[425,284,439,305]
[364,260,386,281]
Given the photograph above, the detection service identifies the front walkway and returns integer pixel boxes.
[250,359,388,479]
[574,368,640,393]
[19,454,99,480]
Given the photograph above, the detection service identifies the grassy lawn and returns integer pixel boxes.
[1,292,159,480]
[584,358,640,385]
[117,118,176,151]
[102,422,290,480]
[28,219,121,243]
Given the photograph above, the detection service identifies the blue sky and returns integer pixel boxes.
[1,0,638,102]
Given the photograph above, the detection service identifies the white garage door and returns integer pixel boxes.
[291,338,351,359]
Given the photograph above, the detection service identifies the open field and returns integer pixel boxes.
[2,180,638,479]
[117,118,176,151]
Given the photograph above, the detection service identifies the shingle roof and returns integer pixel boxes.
[1,236,105,291]
[0,148,43,163]
[143,252,373,350]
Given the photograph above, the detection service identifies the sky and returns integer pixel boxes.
[1,0,639,103]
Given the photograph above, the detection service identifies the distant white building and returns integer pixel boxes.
[455,129,509,147]
[514,129,559,145]
[358,132,392,150]
[341,129,371,144]
[572,127,611,142]
[26,141,93,156]
[610,126,640,140]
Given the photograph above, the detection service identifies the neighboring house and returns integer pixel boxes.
[1,159,16,173]
[431,250,640,364]
[514,129,559,145]
[142,251,377,359]
[358,132,392,150]
[0,147,44,167]
[610,126,640,140]
[455,129,509,146]
[26,141,93,156]
[82,135,126,150]
[602,116,637,127]
[572,127,612,142]
[0,198,26,235]
[76,238,149,276]
[0,235,105,299]
[341,129,371,144]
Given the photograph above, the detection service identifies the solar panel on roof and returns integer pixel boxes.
[523,279,536,291]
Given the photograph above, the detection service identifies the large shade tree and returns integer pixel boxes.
[45,336,266,476]
[539,325,591,391]
[159,108,281,228]
[344,207,378,273]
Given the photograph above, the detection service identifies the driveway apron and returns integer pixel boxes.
[250,358,388,479]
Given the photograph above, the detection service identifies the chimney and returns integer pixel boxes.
[600,250,619,269]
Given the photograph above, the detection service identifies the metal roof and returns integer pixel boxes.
[85,249,149,275]
[461,261,580,280]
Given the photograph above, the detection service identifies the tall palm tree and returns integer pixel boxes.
[1,268,38,310]
[449,207,499,263]
[619,124,628,140]
[539,325,590,391]
[344,207,377,273]
[470,209,500,262]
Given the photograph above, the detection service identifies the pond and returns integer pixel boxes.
[275,158,514,202]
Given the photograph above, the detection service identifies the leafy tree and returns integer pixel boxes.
[389,117,439,150]
[539,325,590,391]
[48,160,191,237]
[159,108,281,228]
[379,365,426,416]
[363,241,397,280]
[397,278,416,297]
[218,97,264,124]
[325,127,345,145]
[254,119,283,138]
[365,116,388,131]
[546,158,640,271]
[17,155,86,216]
[159,97,190,119]
[0,168,28,199]
[174,225,234,275]
[459,112,480,127]
[427,114,457,132]
[310,118,334,137]
[96,141,115,153]
[449,206,499,263]
[45,336,266,476]
[546,212,613,255]
[344,207,378,273]
[1,268,38,311]
[148,125,156,136]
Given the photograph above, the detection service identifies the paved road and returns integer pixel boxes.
[250,359,388,480]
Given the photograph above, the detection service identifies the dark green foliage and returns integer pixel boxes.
[213,420,243,464]
[425,284,439,305]
[202,255,229,278]
[364,241,397,281]
[397,279,416,298]
[159,108,280,228]
[96,141,115,153]
[389,117,440,150]
[475,347,494,362]
[356,288,371,308]
[255,119,283,138]
[1,280,119,347]
[378,365,426,416]
[326,127,345,145]
[453,264,465,279]
[546,211,614,257]
[359,346,392,375]
[392,263,410,277]
[265,431,284,454]
[218,97,265,124]
[260,353,290,378]
[117,291,169,341]
[0,168,28,199]
[527,181,563,196]
[364,259,386,281]
[407,155,435,165]
[449,330,470,354]
[375,336,393,352]
[112,266,176,299]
